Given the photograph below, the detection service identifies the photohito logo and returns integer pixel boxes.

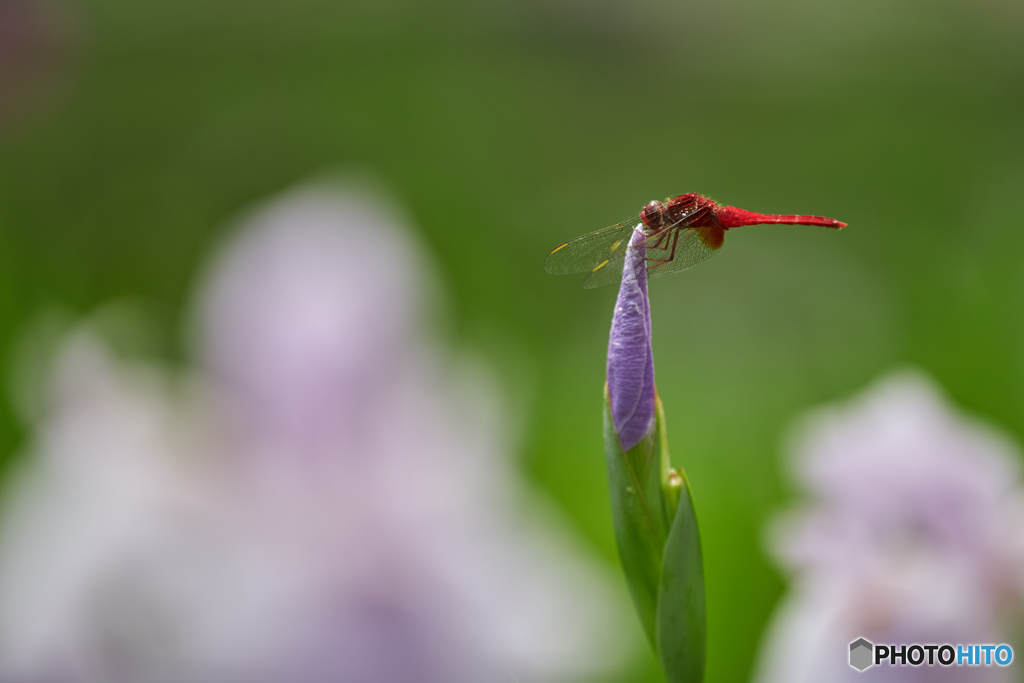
[848,637,1014,672]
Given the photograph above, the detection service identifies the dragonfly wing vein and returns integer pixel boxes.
[544,220,639,275]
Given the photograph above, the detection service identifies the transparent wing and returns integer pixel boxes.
[582,248,630,289]
[544,218,640,276]
[546,211,719,288]
[646,227,718,280]
[579,227,681,289]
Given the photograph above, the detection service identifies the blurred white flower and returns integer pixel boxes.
[0,180,632,683]
[755,371,1024,683]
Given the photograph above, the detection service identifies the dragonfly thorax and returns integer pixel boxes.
[640,200,667,231]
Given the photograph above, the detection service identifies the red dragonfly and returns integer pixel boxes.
[545,193,847,288]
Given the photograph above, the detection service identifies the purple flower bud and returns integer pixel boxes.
[606,226,655,451]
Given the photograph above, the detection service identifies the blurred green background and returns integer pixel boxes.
[2,0,1023,680]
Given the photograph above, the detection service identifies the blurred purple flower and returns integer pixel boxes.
[0,180,633,683]
[606,226,655,451]
[755,371,1024,683]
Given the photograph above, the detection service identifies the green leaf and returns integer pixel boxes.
[603,385,670,645]
[603,385,705,682]
[656,468,706,683]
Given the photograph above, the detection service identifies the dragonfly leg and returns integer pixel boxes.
[665,226,681,261]
[644,221,678,251]
[646,203,712,270]
[648,231,670,250]
[647,228,681,271]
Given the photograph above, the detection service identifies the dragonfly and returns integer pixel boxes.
[545,193,847,288]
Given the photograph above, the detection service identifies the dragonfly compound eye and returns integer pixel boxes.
[640,200,666,230]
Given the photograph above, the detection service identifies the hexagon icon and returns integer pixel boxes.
[849,637,874,672]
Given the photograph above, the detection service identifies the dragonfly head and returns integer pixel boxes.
[640,200,667,231]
